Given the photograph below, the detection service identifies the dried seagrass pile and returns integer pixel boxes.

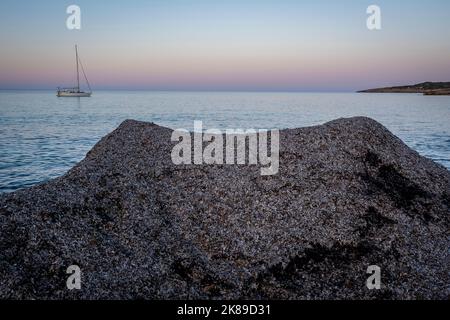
[0,117,448,299]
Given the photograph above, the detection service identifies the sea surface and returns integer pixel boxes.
[1,90,449,193]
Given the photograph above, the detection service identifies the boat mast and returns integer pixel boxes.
[75,45,80,92]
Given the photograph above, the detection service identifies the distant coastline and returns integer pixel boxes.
[358,82,450,95]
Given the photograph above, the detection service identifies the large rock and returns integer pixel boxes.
[0,117,448,299]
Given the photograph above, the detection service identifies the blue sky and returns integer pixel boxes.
[0,0,449,91]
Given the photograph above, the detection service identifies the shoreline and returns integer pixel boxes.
[358,81,450,95]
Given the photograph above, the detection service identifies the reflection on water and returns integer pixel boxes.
[0,90,449,193]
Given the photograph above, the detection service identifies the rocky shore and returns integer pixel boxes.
[0,117,449,300]
[358,81,450,95]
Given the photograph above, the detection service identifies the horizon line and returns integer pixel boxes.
[0,88,358,93]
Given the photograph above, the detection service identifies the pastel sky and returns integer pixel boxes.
[0,0,449,91]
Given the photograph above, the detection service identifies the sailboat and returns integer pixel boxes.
[57,45,92,97]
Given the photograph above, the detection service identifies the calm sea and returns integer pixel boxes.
[1,90,449,193]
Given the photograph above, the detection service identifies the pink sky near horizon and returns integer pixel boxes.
[2,46,449,91]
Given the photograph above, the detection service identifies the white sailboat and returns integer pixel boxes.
[57,45,92,97]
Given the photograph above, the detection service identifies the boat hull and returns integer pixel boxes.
[57,92,91,97]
